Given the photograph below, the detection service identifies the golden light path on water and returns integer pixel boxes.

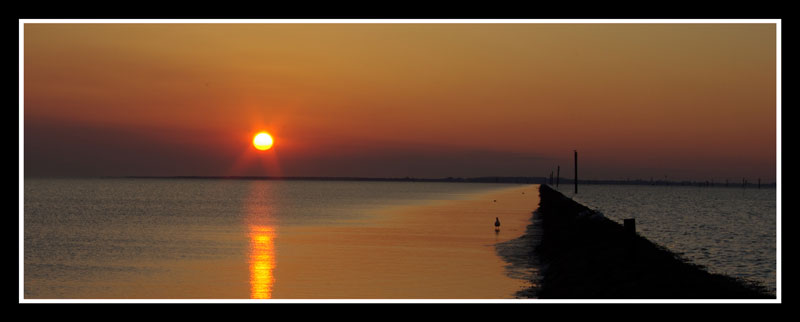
[249,225,275,299]
[244,181,277,299]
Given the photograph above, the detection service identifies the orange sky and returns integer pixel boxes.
[23,22,778,181]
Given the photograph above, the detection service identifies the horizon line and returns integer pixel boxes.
[22,175,778,186]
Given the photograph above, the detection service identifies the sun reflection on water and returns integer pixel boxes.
[249,225,275,299]
[244,181,278,299]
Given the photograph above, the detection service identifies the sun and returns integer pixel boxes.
[253,132,274,151]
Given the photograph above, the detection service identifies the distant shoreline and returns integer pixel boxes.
[122,176,539,184]
[23,175,777,188]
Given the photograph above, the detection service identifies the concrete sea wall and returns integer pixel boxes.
[530,184,773,299]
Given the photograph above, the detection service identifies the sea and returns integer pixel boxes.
[554,183,777,293]
[22,178,537,300]
[24,178,776,299]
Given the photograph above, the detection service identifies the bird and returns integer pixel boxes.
[494,217,501,231]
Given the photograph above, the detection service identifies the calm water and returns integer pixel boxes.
[554,184,777,293]
[23,178,529,299]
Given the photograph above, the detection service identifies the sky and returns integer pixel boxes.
[22,22,778,182]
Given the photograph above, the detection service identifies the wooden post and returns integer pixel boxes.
[574,150,578,194]
[556,166,560,188]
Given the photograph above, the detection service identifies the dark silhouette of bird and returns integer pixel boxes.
[494,217,501,231]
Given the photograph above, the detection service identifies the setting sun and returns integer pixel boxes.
[253,132,274,151]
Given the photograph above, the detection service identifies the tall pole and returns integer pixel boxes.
[574,150,578,194]
[556,166,560,188]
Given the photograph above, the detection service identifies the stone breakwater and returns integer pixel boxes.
[530,184,773,299]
